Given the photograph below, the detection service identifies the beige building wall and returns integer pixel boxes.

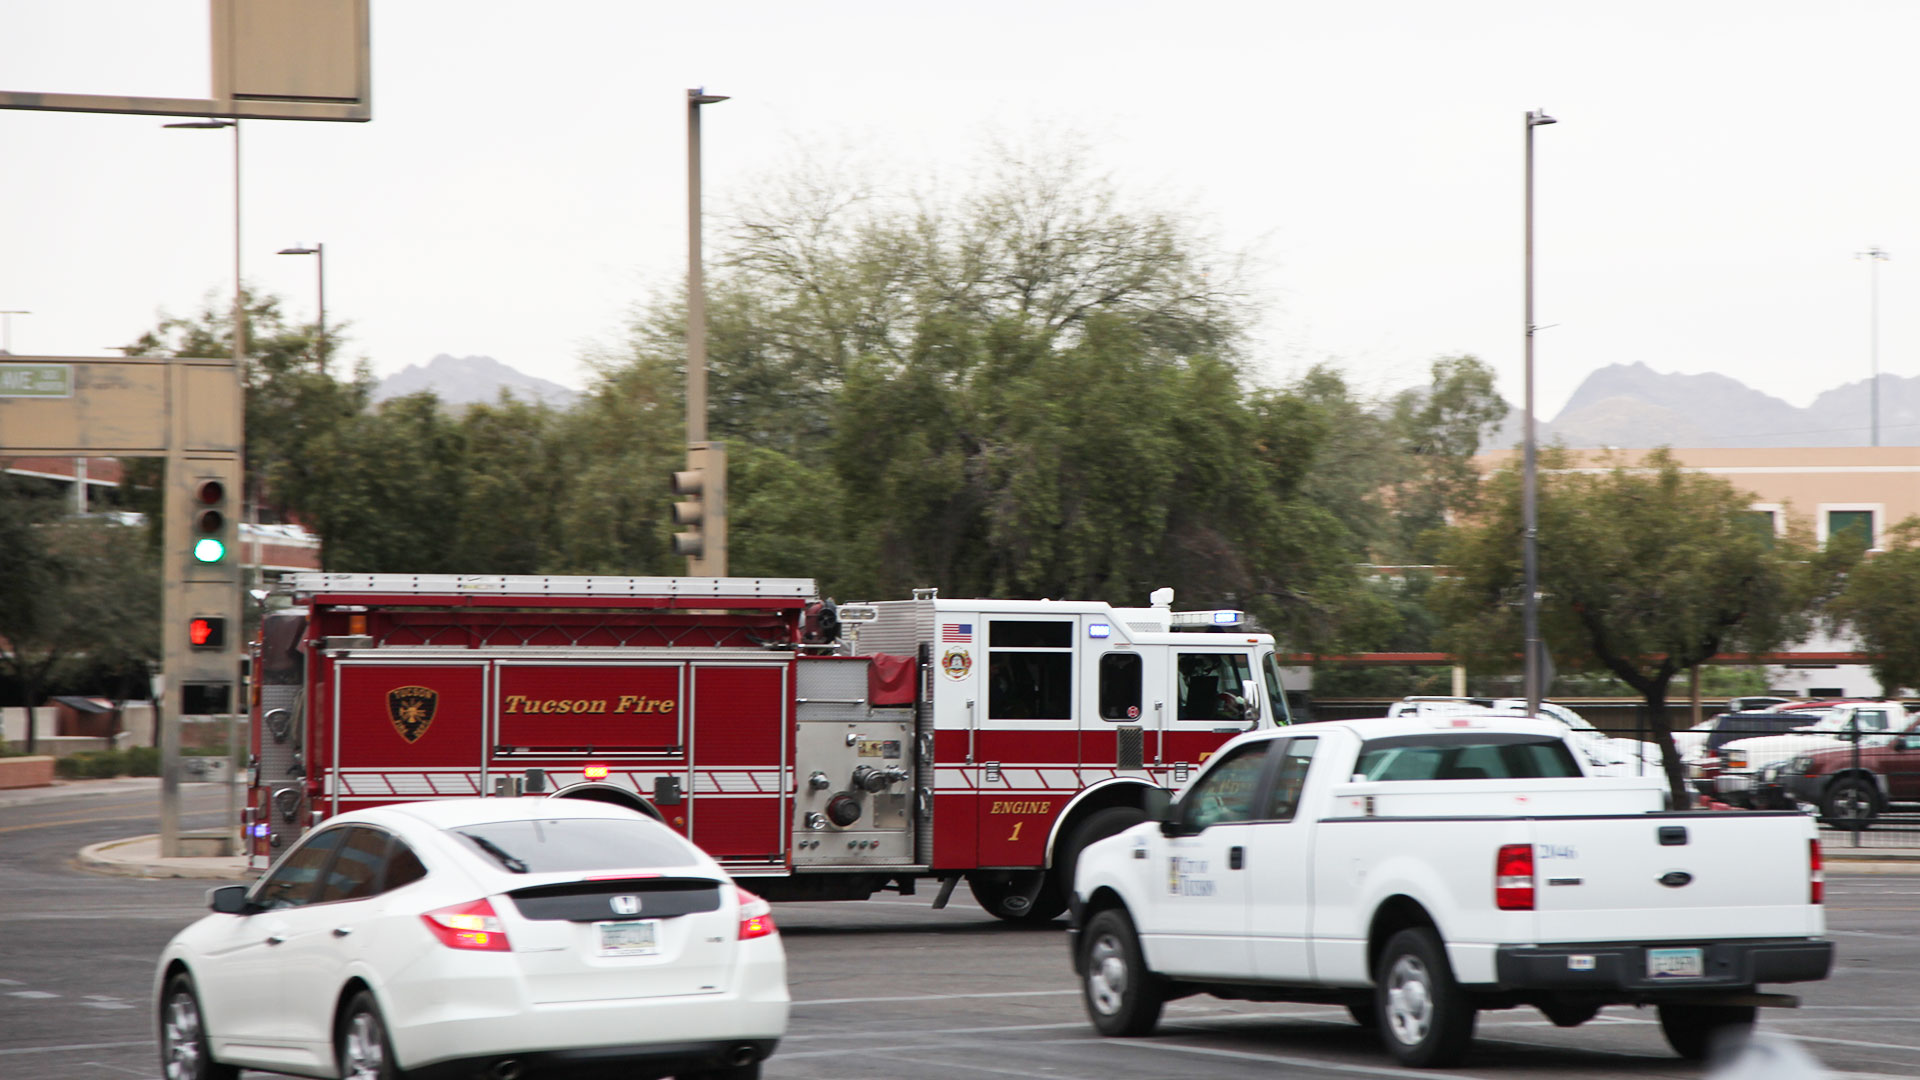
[1477,446,1920,551]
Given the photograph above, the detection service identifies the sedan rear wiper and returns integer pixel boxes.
[464,833,529,873]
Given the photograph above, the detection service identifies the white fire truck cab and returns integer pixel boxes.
[249,574,1291,921]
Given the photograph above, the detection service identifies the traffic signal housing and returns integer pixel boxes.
[191,477,229,564]
[187,616,227,649]
[670,442,727,574]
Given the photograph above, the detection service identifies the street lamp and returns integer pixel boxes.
[1857,246,1890,447]
[1523,107,1557,717]
[278,243,326,370]
[685,87,729,575]
[0,309,28,353]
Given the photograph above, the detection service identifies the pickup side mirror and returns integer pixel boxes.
[207,884,254,915]
[1143,788,1173,823]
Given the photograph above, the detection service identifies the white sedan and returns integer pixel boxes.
[155,797,787,1080]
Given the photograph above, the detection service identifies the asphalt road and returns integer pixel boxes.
[3,787,1918,1080]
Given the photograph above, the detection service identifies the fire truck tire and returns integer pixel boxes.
[1054,806,1151,906]
[967,870,1066,922]
[159,973,239,1080]
[337,991,402,1080]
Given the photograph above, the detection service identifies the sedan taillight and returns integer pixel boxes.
[737,886,777,940]
[422,898,511,951]
[1495,843,1535,911]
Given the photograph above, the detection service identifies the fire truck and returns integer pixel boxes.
[249,574,1292,921]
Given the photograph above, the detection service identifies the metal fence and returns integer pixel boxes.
[1314,698,1920,850]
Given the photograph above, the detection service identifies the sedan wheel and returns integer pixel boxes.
[338,992,400,1080]
[159,974,237,1080]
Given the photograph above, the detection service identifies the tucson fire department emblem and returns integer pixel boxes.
[940,648,972,681]
[388,686,438,743]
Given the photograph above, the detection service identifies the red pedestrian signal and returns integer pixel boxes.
[188,616,226,649]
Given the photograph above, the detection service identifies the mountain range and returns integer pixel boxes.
[373,354,578,410]
[376,355,1907,449]
[1528,363,1920,448]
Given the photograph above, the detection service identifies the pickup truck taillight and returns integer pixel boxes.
[1810,839,1823,905]
[1495,844,1535,910]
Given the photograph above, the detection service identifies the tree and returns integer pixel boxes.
[1387,355,1510,562]
[1431,449,1830,806]
[1830,517,1920,695]
[0,477,74,752]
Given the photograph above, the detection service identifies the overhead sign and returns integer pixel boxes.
[0,363,72,398]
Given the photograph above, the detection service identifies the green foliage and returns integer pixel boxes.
[126,745,161,776]
[1831,517,1920,694]
[1431,448,1836,802]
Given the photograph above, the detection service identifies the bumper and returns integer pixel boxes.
[388,942,789,1076]
[408,1037,780,1080]
[1493,939,1832,995]
[1784,774,1826,806]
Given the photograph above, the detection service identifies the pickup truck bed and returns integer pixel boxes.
[1069,716,1831,1068]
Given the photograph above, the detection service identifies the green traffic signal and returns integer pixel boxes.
[193,537,227,564]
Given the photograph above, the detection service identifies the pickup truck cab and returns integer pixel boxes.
[1068,716,1831,1068]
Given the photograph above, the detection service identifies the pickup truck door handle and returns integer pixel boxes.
[265,935,285,946]
[332,926,353,937]
[1229,846,1245,870]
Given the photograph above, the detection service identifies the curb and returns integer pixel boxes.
[77,834,256,881]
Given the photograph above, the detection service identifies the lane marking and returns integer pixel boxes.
[0,1040,152,1057]
[794,989,1078,1007]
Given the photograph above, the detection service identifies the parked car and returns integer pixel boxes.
[1682,711,1827,800]
[1777,716,1920,826]
[1713,703,1902,807]
[1386,697,1662,777]
[155,797,788,1080]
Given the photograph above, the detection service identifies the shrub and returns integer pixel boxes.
[125,746,161,777]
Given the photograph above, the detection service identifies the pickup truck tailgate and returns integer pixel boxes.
[1529,813,1820,942]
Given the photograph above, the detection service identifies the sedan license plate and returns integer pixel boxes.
[1646,947,1703,979]
[597,919,659,957]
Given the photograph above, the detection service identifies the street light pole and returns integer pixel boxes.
[1858,246,1890,447]
[686,87,729,575]
[277,243,326,370]
[0,310,27,353]
[1523,107,1557,717]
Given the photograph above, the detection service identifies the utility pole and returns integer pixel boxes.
[1859,247,1890,447]
[1523,107,1557,717]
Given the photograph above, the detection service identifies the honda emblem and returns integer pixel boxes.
[610,895,641,915]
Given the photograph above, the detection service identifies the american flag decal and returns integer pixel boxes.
[941,623,973,643]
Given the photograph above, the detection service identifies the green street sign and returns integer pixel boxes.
[0,363,73,398]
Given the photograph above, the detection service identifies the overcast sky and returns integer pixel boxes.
[2,1,1915,423]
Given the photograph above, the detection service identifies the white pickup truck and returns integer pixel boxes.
[1068,716,1831,1068]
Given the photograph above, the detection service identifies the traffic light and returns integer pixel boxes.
[670,442,727,572]
[187,616,226,649]
[190,477,229,564]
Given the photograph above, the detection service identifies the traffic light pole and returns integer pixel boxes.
[685,89,728,576]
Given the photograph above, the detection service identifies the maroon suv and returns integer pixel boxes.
[1778,719,1920,827]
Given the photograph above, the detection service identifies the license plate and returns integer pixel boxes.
[1646,947,1703,979]
[597,919,659,957]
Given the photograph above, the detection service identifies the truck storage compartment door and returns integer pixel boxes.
[331,661,489,816]
[689,664,789,864]
[1530,814,1820,943]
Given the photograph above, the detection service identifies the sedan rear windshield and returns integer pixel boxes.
[453,818,696,874]
[1355,733,1582,781]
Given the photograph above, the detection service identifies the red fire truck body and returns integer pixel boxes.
[250,574,1290,919]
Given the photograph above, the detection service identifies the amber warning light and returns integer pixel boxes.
[583,764,611,780]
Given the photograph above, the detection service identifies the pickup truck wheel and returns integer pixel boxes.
[1080,908,1164,1036]
[1376,928,1475,1068]
[1822,778,1880,830]
[968,870,1066,923]
[1656,1002,1756,1061]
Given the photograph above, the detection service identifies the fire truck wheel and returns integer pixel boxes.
[967,870,1066,923]
[1055,806,1151,906]
[159,973,239,1080]
[336,991,400,1080]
